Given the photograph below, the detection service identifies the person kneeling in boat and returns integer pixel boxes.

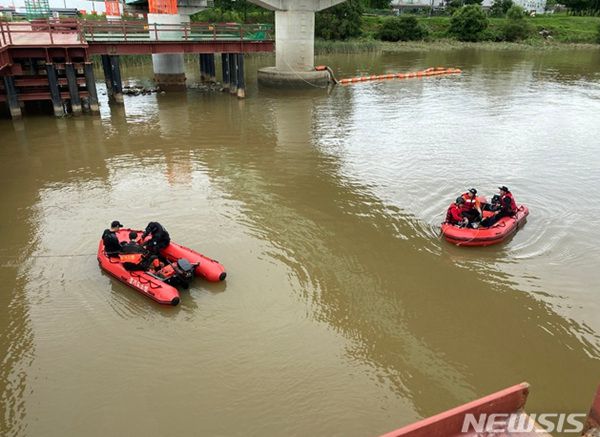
[119,231,159,271]
[461,188,482,227]
[141,221,171,255]
[102,220,124,257]
[480,186,517,228]
[446,197,469,227]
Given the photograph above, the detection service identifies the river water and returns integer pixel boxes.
[1,47,600,437]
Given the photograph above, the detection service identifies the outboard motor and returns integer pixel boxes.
[172,258,194,288]
[157,258,196,288]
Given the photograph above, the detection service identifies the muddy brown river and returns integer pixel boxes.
[1,47,599,437]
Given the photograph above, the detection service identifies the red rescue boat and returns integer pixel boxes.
[441,205,529,247]
[97,228,226,306]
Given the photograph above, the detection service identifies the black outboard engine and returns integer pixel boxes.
[158,258,195,288]
[171,258,195,289]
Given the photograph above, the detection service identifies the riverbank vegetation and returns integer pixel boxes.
[190,0,600,48]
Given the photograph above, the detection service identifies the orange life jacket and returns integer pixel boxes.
[119,253,143,264]
[461,193,480,211]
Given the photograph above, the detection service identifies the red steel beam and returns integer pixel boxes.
[12,77,86,87]
[86,41,274,55]
[0,91,89,102]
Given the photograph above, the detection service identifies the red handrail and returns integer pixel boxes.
[0,18,274,47]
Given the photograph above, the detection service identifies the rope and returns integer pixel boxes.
[0,253,96,260]
[281,57,330,89]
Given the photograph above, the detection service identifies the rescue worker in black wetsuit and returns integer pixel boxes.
[121,231,145,254]
[141,222,171,255]
[101,220,124,257]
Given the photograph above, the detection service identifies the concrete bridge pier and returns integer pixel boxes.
[148,14,187,91]
[250,0,345,88]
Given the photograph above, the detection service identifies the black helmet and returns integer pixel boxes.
[456,197,465,204]
[469,188,477,195]
[129,231,137,240]
[111,220,123,228]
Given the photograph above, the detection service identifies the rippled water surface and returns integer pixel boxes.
[1,48,599,437]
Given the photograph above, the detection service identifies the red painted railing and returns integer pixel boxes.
[0,18,273,48]
[81,20,273,42]
[0,19,85,47]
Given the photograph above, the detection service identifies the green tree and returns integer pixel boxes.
[316,0,364,40]
[544,0,557,11]
[500,5,532,41]
[446,0,464,14]
[377,16,429,41]
[597,22,600,43]
[449,4,489,41]
[489,0,513,17]
[561,0,600,14]
[366,0,392,8]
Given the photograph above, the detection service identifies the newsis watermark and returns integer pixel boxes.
[461,412,587,434]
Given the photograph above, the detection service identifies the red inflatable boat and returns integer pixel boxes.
[441,205,529,247]
[97,228,226,305]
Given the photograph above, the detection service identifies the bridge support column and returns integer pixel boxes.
[84,62,99,113]
[101,55,113,99]
[251,0,344,88]
[221,53,230,91]
[208,54,216,82]
[3,76,21,120]
[46,63,64,117]
[236,54,245,99]
[199,54,207,82]
[109,55,124,103]
[65,62,82,115]
[199,54,216,83]
[229,53,238,96]
[149,13,187,91]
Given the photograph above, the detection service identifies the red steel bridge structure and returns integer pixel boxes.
[0,18,274,118]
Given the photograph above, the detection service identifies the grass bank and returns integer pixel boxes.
[359,13,600,46]
[315,37,600,54]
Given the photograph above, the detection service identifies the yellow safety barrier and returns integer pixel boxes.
[338,67,462,85]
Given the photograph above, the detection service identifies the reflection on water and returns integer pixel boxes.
[0,47,599,437]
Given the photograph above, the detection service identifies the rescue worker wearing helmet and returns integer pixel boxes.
[480,186,518,227]
[460,188,482,227]
[446,197,469,227]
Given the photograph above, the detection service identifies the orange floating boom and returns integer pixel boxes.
[338,67,462,85]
